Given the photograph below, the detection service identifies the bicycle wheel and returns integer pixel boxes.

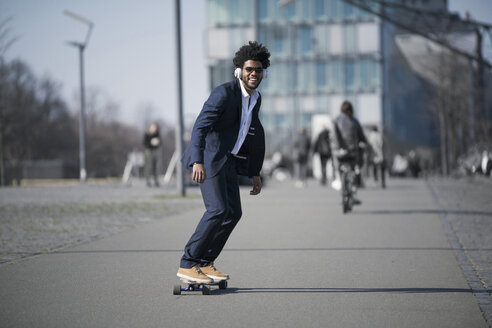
[341,171,350,213]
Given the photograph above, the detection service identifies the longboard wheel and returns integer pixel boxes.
[202,285,211,295]
[173,284,182,295]
[218,280,228,289]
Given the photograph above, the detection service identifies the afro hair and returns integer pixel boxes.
[233,41,271,69]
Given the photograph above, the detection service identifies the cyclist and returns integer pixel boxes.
[333,101,368,209]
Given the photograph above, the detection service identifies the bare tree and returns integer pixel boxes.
[0,17,17,57]
[0,19,173,183]
[429,51,473,175]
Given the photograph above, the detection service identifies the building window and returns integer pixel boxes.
[344,61,356,91]
[275,113,287,130]
[208,0,252,25]
[208,0,228,25]
[258,0,269,22]
[230,28,241,55]
[328,0,341,20]
[298,26,313,55]
[233,0,253,24]
[343,24,357,54]
[262,61,290,94]
[302,113,313,128]
[314,25,329,55]
[298,62,315,93]
[328,60,342,92]
[359,2,378,20]
[230,0,240,23]
[210,61,232,88]
[360,59,380,90]
[300,0,313,21]
[259,26,289,59]
[343,2,356,19]
[316,62,328,91]
[315,0,327,20]
[286,1,297,22]
[273,27,289,57]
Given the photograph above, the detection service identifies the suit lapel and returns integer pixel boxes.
[252,94,261,118]
[233,79,242,118]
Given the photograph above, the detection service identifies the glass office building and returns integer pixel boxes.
[206,0,441,155]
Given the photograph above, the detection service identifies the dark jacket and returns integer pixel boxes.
[334,113,367,163]
[143,131,160,150]
[334,113,358,153]
[313,129,332,158]
[181,79,265,178]
[294,132,311,163]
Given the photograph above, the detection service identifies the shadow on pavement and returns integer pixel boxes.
[45,246,492,254]
[214,287,491,295]
[357,209,492,217]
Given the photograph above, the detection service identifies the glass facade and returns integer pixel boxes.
[208,0,253,25]
[207,0,382,148]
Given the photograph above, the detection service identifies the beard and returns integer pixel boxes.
[242,75,261,90]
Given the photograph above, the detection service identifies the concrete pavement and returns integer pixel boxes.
[0,178,490,327]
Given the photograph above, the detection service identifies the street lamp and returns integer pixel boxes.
[63,10,94,183]
[174,0,186,196]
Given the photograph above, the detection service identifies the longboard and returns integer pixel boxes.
[173,278,228,295]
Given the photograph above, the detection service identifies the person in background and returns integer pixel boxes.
[480,150,492,177]
[408,150,421,178]
[333,101,367,204]
[294,127,311,188]
[367,126,386,188]
[313,125,332,186]
[143,122,161,187]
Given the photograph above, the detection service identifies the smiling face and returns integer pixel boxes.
[241,60,264,94]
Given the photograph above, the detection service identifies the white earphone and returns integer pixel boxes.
[234,67,242,79]
[234,67,268,79]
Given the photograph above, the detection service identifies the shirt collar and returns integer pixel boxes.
[238,79,258,100]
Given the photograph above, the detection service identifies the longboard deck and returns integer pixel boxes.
[173,278,228,295]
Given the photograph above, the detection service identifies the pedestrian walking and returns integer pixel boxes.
[177,41,270,284]
[294,127,311,188]
[313,126,332,185]
[143,122,161,187]
[367,126,386,188]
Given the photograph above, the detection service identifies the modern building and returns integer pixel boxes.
[205,0,454,162]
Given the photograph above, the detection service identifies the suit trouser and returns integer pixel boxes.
[180,156,242,268]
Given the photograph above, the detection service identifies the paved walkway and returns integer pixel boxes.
[0,177,490,327]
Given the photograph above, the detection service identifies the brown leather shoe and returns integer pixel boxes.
[177,266,213,284]
[200,262,229,281]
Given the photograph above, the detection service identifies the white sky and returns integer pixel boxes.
[2,0,491,128]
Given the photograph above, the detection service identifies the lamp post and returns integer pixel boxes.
[64,10,93,183]
[174,0,186,196]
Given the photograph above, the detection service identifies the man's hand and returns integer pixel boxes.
[192,163,206,184]
[250,176,262,195]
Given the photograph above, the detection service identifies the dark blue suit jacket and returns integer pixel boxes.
[181,79,265,178]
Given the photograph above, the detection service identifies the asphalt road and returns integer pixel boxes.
[0,177,490,327]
